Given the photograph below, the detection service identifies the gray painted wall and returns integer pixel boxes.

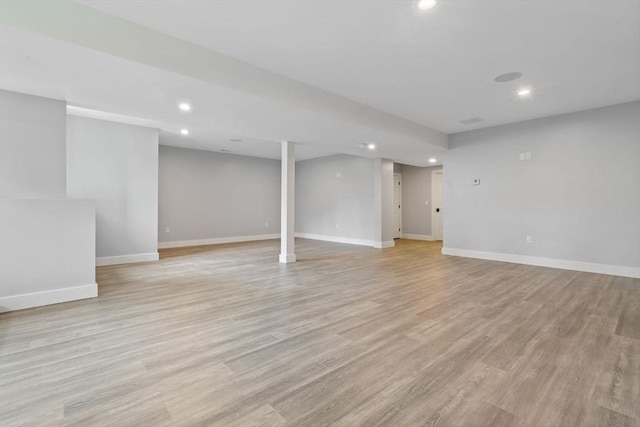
[445,101,640,268]
[0,90,66,198]
[296,154,375,242]
[400,165,440,237]
[158,145,281,242]
[67,116,159,259]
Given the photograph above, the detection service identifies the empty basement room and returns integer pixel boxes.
[0,1,639,426]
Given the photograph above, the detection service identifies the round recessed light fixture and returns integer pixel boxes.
[178,103,191,111]
[429,158,437,163]
[358,143,377,150]
[418,0,437,9]
[494,72,523,83]
[180,129,189,135]
[229,138,242,142]
[518,88,532,97]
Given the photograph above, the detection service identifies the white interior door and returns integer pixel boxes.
[393,173,402,238]
[432,170,444,241]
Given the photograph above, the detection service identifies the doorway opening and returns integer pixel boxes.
[431,169,443,241]
[393,173,402,239]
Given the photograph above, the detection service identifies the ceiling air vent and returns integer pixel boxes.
[459,117,485,125]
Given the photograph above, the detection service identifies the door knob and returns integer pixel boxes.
[436,208,440,213]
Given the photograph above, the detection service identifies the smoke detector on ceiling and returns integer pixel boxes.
[494,72,523,83]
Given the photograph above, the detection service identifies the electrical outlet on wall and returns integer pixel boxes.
[264,222,269,228]
[526,235,533,243]
[336,224,340,229]
[336,172,342,178]
[165,227,171,233]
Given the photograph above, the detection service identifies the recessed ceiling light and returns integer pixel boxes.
[494,72,523,83]
[429,158,437,163]
[367,143,376,150]
[180,129,189,135]
[229,138,242,142]
[178,103,191,111]
[418,0,437,9]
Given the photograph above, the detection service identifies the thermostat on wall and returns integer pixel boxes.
[472,179,480,186]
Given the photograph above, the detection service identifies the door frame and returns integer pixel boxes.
[431,169,443,241]
[393,173,402,238]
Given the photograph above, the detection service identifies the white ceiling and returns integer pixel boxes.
[1,0,638,165]
[81,0,640,133]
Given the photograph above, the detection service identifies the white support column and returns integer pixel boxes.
[279,141,296,263]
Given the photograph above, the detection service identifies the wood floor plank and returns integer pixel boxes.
[0,238,638,426]
[616,277,640,340]
[598,406,640,427]
[594,335,640,421]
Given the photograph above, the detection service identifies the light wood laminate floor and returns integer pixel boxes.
[1,239,639,426]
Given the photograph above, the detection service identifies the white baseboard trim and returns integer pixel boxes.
[373,240,396,249]
[401,233,436,241]
[295,232,374,247]
[279,253,297,263]
[96,252,159,266]
[158,234,280,249]
[0,283,98,313]
[441,247,640,279]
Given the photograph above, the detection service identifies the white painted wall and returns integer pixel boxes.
[0,91,96,311]
[67,116,159,264]
[0,90,66,198]
[0,200,96,312]
[158,145,281,247]
[400,164,440,239]
[296,154,376,246]
[444,101,640,278]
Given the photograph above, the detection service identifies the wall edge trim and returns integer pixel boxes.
[441,247,640,278]
[295,232,374,247]
[401,233,436,241]
[96,252,159,266]
[0,283,98,312]
[158,234,280,249]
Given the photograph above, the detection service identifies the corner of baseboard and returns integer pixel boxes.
[373,240,395,249]
[279,253,297,263]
